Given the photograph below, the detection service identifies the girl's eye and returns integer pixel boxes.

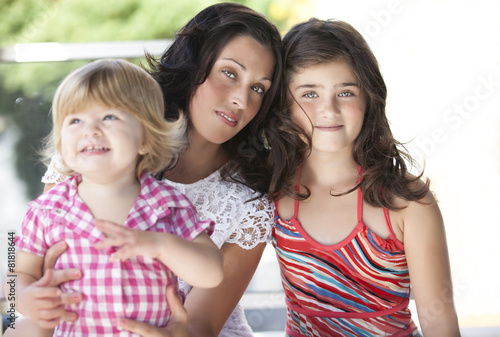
[69,118,81,125]
[252,85,265,95]
[339,91,353,97]
[223,70,236,79]
[103,115,118,121]
[304,92,318,98]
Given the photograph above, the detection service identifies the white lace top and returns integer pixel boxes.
[42,155,275,337]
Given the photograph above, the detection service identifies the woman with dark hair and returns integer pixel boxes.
[7,3,283,337]
[269,18,460,336]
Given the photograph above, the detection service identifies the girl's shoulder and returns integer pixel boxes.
[399,172,434,202]
[388,178,439,237]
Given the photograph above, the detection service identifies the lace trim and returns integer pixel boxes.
[163,170,274,250]
[41,153,69,184]
[226,196,274,249]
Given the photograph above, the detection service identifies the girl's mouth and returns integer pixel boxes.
[315,125,343,131]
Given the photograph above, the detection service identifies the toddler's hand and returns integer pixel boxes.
[94,220,162,262]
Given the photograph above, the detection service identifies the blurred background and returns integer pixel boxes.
[1,0,499,335]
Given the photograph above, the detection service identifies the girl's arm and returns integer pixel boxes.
[94,220,224,288]
[401,191,461,336]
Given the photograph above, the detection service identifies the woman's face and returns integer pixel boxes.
[188,35,275,145]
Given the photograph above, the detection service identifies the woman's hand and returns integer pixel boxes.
[43,241,83,285]
[118,285,191,337]
[18,268,81,329]
[4,241,83,336]
[39,241,83,324]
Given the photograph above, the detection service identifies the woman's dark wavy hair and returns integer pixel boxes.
[145,2,282,194]
[270,18,429,209]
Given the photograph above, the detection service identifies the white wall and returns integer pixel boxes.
[314,0,500,327]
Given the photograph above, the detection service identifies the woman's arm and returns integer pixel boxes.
[2,242,83,336]
[402,191,460,336]
[2,316,54,337]
[120,241,266,337]
[43,183,56,192]
[94,220,224,288]
[9,251,63,329]
[184,241,266,336]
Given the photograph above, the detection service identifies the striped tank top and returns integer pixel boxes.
[273,182,419,336]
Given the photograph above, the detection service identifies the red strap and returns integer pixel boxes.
[293,166,302,219]
[357,187,363,224]
[357,166,364,223]
[383,208,405,251]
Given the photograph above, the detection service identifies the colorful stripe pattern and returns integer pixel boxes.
[272,187,418,336]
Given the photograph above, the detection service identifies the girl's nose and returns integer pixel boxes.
[323,97,340,116]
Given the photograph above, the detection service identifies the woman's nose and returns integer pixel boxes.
[230,85,248,109]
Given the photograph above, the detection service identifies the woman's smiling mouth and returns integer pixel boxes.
[216,110,238,127]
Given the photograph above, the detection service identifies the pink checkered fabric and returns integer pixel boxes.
[17,172,214,336]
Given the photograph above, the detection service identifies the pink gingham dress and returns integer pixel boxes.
[17,172,214,337]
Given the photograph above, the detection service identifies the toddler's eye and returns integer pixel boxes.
[103,115,118,121]
[223,70,236,79]
[304,92,318,98]
[69,118,81,125]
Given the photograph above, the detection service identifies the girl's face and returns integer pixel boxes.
[288,59,366,156]
[188,35,275,145]
[60,102,146,181]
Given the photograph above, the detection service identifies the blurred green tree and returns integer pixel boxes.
[0,0,275,200]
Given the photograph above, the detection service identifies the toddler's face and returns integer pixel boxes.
[60,102,146,181]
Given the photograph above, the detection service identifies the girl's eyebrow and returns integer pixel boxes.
[337,82,360,88]
[293,82,360,90]
[294,83,321,90]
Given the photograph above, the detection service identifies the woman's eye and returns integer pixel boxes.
[223,70,236,79]
[304,92,318,98]
[252,85,265,95]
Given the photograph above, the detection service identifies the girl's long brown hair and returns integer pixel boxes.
[269,18,429,210]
